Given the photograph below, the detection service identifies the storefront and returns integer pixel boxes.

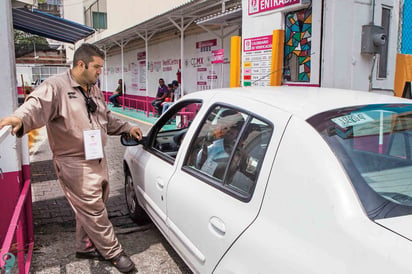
[241,0,399,92]
[94,0,400,96]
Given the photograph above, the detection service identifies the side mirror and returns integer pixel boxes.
[120,133,146,146]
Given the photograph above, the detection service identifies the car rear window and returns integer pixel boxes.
[308,104,412,220]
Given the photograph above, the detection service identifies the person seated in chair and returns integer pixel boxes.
[151,78,169,116]
[109,79,125,107]
[162,80,181,114]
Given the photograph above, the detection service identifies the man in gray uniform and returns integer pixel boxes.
[0,44,140,273]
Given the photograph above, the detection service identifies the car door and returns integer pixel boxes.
[129,100,202,234]
[165,100,290,273]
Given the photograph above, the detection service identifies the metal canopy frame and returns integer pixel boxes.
[93,0,241,49]
[12,8,95,44]
[92,0,242,95]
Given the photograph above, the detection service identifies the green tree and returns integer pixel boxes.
[14,30,50,58]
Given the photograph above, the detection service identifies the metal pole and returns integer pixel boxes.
[270,30,284,86]
[220,26,224,88]
[211,63,214,89]
[145,32,149,99]
[104,48,108,104]
[180,17,185,96]
[137,30,157,117]
[120,41,125,109]
[169,16,195,96]
[230,36,241,87]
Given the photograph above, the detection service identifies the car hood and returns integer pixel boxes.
[375,215,412,241]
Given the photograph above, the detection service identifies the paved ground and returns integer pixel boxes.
[27,116,192,274]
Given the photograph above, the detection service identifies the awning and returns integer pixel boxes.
[12,8,95,44]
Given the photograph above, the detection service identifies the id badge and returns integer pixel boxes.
[83,129,104,160]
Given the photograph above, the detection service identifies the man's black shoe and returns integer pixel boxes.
[75,250,105,261]
[110,252,135,273]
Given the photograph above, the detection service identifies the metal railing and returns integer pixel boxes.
[104,92,155,117]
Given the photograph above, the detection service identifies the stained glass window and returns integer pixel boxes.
[284,6,312,82]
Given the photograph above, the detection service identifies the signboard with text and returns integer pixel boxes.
[243,35,273,87]
[196,39,217,52]
[248,0,304,15]
[211,49,224,64]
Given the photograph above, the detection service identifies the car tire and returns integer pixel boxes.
[124,169,150,225]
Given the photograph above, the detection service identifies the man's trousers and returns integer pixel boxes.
[53,156,122,259]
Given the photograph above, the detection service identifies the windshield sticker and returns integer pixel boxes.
[331,113,374,128]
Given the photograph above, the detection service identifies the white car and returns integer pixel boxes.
[122,86,412,273]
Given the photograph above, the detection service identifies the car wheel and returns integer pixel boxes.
[124,169,150,225]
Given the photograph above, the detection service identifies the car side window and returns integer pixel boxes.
[184,105,273,201]
[151,101,202,160]
[225,118,272,197]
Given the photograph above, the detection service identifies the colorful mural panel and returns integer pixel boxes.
[284,6,312,82]
[402,0,412,54]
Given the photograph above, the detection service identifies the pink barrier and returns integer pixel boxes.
[122,96,152,117]
[102,92,156,117]
[0,178,33,274]
[17,87,24,95]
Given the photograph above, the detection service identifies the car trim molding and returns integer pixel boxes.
[166,218,206,264]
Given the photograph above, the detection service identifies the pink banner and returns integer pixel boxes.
[211,49,224,64]
[248,0,301,15]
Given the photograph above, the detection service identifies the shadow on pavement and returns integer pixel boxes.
[30,193,192,273]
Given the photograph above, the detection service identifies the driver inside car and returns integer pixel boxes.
[196,109,245,179]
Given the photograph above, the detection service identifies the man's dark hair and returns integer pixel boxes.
[73,43,104,68]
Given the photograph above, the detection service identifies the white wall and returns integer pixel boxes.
[92,0,191,42]
[103,27,236,97]
[321,0,399,91]
[16,65,34,87]
[63,0,84,24]
[63,0,87,63]
[242,3,283,37]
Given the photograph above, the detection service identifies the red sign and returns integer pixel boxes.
[196,39,217,49]
[211,49,224,64]
[248,0,301,15]
[137,51,146,60]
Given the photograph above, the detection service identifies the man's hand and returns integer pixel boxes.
[0,116,23,136]
[129,126,142,141]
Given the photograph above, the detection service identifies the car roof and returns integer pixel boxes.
[185,86,411,119]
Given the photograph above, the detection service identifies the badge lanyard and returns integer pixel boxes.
[77,85,95,124]
[77,86,104,160]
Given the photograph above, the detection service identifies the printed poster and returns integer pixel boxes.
[243,35,273,86]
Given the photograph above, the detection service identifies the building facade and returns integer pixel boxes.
[241,0,399,93]
[14,0,410,97]
[81,0,405,97]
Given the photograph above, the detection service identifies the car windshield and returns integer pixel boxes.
[308,104,412,220]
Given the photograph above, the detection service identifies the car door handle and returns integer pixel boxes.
[156,178,164,190]
[209,216,226,237]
